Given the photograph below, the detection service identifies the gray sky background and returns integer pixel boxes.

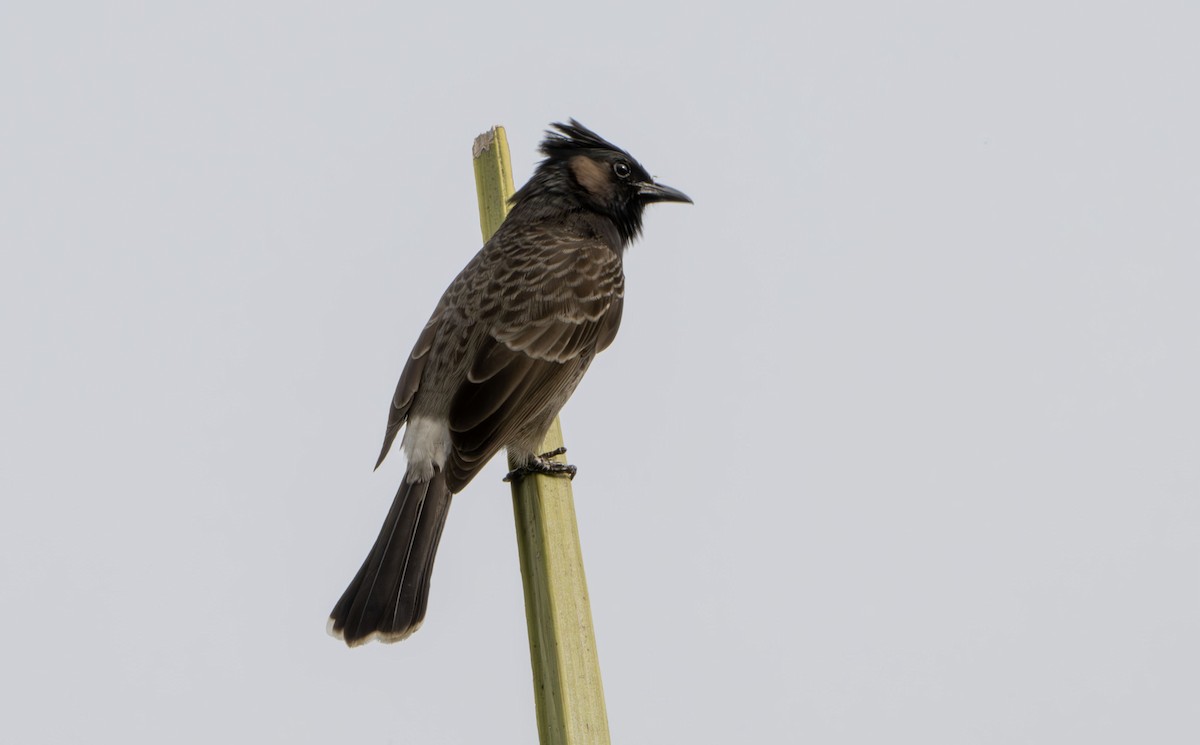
[2,2,1197,743]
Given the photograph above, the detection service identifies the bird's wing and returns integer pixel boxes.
[444,233,624,488]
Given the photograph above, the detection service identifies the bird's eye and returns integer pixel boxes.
[613,161,632,179]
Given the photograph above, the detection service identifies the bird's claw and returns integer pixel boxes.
[503,448,577,482]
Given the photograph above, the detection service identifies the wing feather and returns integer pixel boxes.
[375,317,440,469]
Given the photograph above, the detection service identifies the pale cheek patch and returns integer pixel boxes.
[401,416,451,482]
[569,155,613,201]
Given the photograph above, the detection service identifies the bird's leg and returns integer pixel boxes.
[504,448,577,482]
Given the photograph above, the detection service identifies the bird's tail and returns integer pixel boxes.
[328,469,453,646]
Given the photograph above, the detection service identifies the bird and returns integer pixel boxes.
[328,120,691,647]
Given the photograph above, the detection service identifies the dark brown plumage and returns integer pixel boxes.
[328,120,691,647]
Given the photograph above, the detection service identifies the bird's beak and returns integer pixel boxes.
[637,181,693,204]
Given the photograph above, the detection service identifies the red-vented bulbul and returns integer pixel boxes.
[328,120,691,646]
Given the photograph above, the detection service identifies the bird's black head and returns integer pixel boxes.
[510,119,692,247]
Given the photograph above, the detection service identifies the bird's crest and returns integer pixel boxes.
[540,119,632,161]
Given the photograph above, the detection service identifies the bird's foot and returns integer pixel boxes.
[504,448,577,482]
